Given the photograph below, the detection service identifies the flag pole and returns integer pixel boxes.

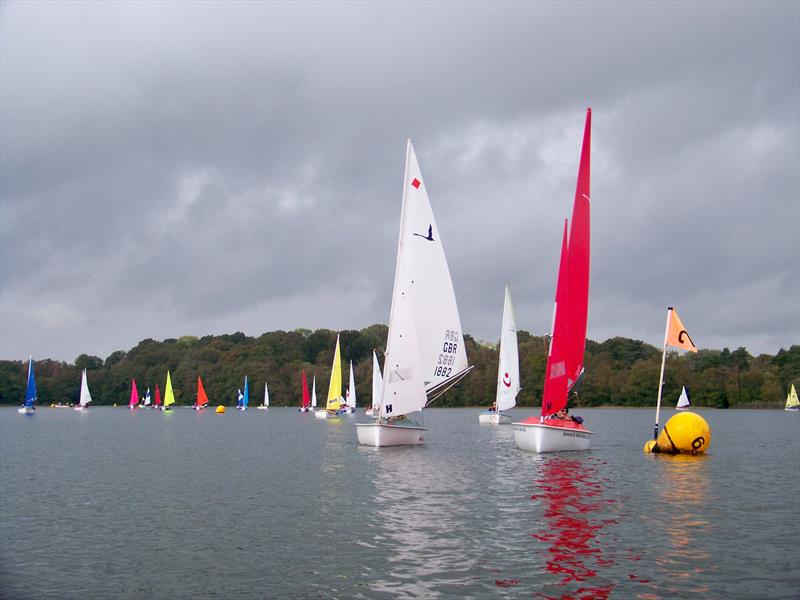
[654,307,672,440]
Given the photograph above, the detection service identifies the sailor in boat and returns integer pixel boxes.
[549,407,584,424]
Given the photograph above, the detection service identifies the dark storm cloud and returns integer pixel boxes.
[1,1,797,362]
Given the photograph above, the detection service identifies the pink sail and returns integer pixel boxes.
[154,384,162,407]
[301,370,310,408]
[541,108,591,417]
[129,378,139,409]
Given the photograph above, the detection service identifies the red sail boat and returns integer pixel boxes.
[193,376,209,410]
[154,384,162,408]
[298,370,311,412]
[129,378,139,410]
[513,108,594,453]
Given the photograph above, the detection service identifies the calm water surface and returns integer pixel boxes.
[1,407,798,599]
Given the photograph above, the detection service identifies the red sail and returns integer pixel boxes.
[540,108,591,417]
[301,370,310,408]
[196,376,209,407]
[154,384,162,406]
[542,220,570,416]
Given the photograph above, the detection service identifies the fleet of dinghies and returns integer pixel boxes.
[24,110,774,457]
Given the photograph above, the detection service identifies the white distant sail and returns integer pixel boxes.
[371,351,383,412]
[143,388,151,406]
[264,382,269,407]
[311,375,317,408]
[79,369,92,407]
[346,361,357,409]
[379,140,469,419]
[676,386,691,410]
[495,285,520,412]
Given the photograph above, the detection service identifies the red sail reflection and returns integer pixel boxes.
[530,457,616,599]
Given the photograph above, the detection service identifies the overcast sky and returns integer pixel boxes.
[1,1,798,363]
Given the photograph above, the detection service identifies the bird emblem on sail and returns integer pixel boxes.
[413,224,434,241]
[503,372,512,388]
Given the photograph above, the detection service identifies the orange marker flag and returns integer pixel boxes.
[666,307,697,352]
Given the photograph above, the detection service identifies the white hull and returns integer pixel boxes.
[513,421,593,453]
[298,407,311,413]
[785,407,799,412]
[18,406,35,414]
[478,411,512,424]
[356,423,425,447]
[257,406,268,410]
[74,405,88,411]
[314,409,328,419]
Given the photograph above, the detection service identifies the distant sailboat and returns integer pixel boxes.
[299,370,311,412]
[154,384,162,409]
[74,369,92,411]
[786,384,799,412]
[193,376,209,410]
[129,378,139,411]
[311,375,317,409]
[344,361,357,414]
[161,371,175,412]
[480,285,519,424]
[675,386,691,410]
[142,387,152,409]
[356,140,471,446]
[18,356,37,415]
[257,381,270,410]
[316,334,346,419]
[237,376,249,411]
[365,351,382,416]
[514,109,594,453]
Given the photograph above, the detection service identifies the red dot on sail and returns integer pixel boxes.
[411,178,421,189]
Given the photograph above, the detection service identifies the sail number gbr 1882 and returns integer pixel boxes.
[434,330,459,377]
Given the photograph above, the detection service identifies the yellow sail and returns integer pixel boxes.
[787,384,800,409]
[326,335,343,411]
[164,371,176,407]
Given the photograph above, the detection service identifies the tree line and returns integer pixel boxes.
[0,325,797,409]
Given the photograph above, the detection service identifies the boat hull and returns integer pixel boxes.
[298,407,311,413]
[18,406,35,415]
[256,406,268,410]
[356,423,425,447]
[785,407,799,412]
[314,409,328,419]
[478,411,512,424]
[74,406,88,411]
[513,418,593,453]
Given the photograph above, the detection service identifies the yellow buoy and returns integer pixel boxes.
[215,405,225,414]
[644,412,711,454]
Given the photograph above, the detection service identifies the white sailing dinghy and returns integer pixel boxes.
[514,109,594,453]
[365,351,382,416]
[311,375,317,409]
[356,140,471,447]
[479,285,520,424]
[257,381,270,410]
[675,386,691,410]
[344,361,357,414]
[74,369,93,411]
[785,384,799,412]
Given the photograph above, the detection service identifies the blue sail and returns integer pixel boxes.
[243,376,249,408]
[25,357,37,408]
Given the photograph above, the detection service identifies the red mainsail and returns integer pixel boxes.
[301,370,310,408]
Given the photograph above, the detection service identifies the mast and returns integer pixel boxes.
[654,308,672,440]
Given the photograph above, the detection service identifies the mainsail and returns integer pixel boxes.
[326,335,344,411]
[495,285,520,412]
[541,108,591,418]
[129,378,139,409]
[371,351,382,413]
[379,140,469,418]
[79,369,92,407]
[164,372,175,408]
[346,361,357,409]
[196,376,209,408]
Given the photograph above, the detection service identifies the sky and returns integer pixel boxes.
[1,1,798,363]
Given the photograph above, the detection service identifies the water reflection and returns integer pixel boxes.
[530,456,617,599]
[649,454,713,595]
[364,446,479,598]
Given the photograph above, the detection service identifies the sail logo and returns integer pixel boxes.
[413,224,434,241]
[503,372,512,387]
[411,178,421,189]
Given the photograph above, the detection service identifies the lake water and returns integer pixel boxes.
[1,407,798,599]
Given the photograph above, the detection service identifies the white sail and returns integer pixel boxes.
[311,376,317,408]
[264,382,270,407]
[495,285,520,412]
[371,351,383,411]
[379,140,469,418]
[346,361,357,409]
[143,388,151,406]
[676,386,691,410]
[79,369,92,407]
